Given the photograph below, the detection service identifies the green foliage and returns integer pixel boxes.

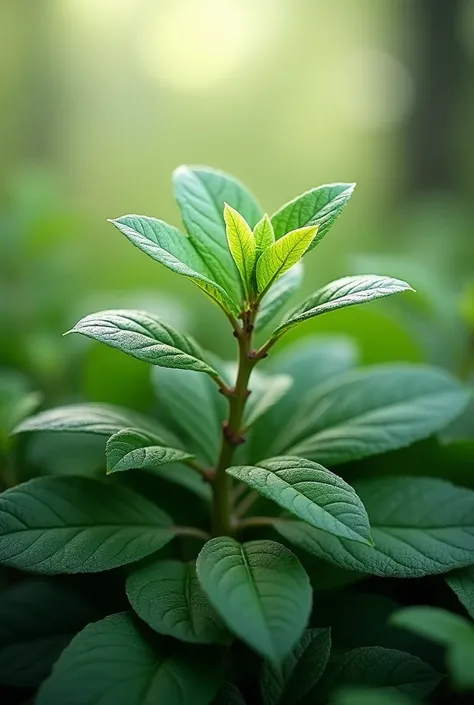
[1,165,472,703]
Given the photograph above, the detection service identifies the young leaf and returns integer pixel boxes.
[152,362,224,466]
[173,166,263,303]
[332,688,418,705]
[228,457,372,545]
[277,364,470,465]
[255,262,303,333]
[110,215,240,315]
[248,337,358,462]
[0,579,103,687]
[446,566,474,619]
[14,402,176,443]
[68,309,220,379]
[0,476,175,573]
[254,213,275,254]
[244,372,292,429]
[319,646,440,700]
[126,559,230,644]
[37,612,223,705]
[256,225,318,295]
[273,275,414,338]
[276,476,474,578]
[260,628,331,705]
[213,682,247,704]
[106,428,192,474]
[271,182,355,251]
[196,538,311,661]
[223,203,256,296]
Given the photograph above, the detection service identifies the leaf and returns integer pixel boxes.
[446,566,474,619]
[196,538,311,661]
[132,462,211,501]
[256,225,318,295]
[248,337,358,462]
[0,476,175,573]
[273,275,414,338]
[244,372,293,429]
[271,182,355,252]
[254,213,275,254]
[173,166,263,303]
[260,628,331,705]
[332,687,419,705]
[37,612,222,705]
[276,476,474,578]
[223,203,256,296]
[126,559,230,644]
[152,365,224,466]
[227,457,372,545]
[319,646,440,700]
[391,607,474,691]
[0,579,103,687]
[14,401,173,440]
[255,262,303,332]
[106,428,192,474]
[278,364,470,465]
[213,682,247,704]
[110,215,239,315]
[68,309,220,379]
[391,607,474,647]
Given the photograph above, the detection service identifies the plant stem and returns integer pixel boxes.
[236,516,279,532]
[212,316,256,536]
[234,490,259,518]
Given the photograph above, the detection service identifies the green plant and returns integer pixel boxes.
[1,166,472,704]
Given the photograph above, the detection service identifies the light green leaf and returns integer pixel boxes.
[228,457,371,544]
[332,687,420,705]
[391,606,474,647]
[106,428,192,474]
[255,263,304,333]
[224,203,256,296]
[110,215,239,315]
[248,337,358,462]
[256,225,318,295]
[271,182,355,251]
[0,579,103,687]
[446,566,474,619]
[244,372,292,429]
[14,402,174,441]
[274,275,414,338]
[276,476,474,578]
[260,628,331,705]
[37,612,222,705]
[448,635,474,690]
[320,646,440,700]
[152,366,224,466]
[68,309,220,379]
[278,364,470,465]
[0,476,175,573]
[126,559,230,644]
[213,682,247,704]
[196,538,311,661]
[254,213,275,254]
[173,165,263,303]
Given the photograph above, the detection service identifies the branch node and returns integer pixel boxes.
[222,420,245,446]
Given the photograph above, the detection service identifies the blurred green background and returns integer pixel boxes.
[1,0,474,410]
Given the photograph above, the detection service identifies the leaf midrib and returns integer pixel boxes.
[239,545,276,659]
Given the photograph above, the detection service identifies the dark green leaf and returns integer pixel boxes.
[278,365,470,465]
[271,183,355,251]
[126,559,230,644]
[332,687,419,705]
[446,566,474,619]
[274,275,413,338]
[260,628,331,705]
[37,612,222,705]
[0,579,103,687]
[244,372,292,429]
[196,538,311,661]
[173,165,263,303]
[213,682,247,704]
[106,428,191,474]
[227,457,371,544]
[0,476,175,573]
[276,476,474,577]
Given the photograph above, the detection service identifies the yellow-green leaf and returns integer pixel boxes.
[253,214,275,254]
[256,225,318,295]
[224,203,256,297]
